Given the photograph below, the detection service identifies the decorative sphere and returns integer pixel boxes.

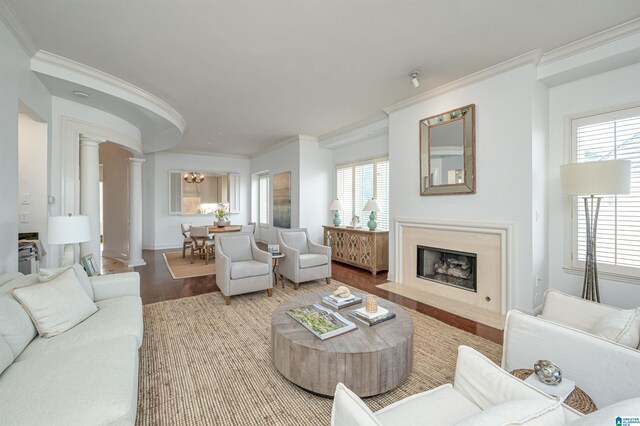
[534,360,562,385]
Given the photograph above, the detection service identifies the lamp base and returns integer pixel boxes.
[62,244,75,267]
[582,196,600,303]
[333,211,341,226]
[367,212,377,231]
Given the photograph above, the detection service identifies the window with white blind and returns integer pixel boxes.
[569,106,640,278]
[259,173,270,226]
[336,157,389,230]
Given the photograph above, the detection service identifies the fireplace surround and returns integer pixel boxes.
[378,218,515,329]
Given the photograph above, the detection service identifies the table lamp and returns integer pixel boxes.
[560,159,631,302]
[363,198,381,231]
[329,199,345,226]
[48,214,92,266]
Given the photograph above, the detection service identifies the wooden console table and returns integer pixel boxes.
[323,225,388,275]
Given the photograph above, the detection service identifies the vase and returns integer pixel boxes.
[217,219,226,227]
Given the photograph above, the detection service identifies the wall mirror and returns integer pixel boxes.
[169,170,240,215]
[420,104,476,195]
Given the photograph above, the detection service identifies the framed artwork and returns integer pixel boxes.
[272,171,291,228]
[81,254,98,277]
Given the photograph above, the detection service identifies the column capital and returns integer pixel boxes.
[128,157,146,165]
[79,134,106,147]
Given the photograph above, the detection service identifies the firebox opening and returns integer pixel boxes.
[417,245,477,292]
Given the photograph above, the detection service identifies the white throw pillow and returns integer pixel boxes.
[39,264,94,301]
[455,398,564,426]
[12,268,98,338]
[592,308,640,349]
[331,383,382,426]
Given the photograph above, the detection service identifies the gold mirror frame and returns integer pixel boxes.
[419,104,476,196]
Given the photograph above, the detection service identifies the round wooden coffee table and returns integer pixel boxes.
[271,292,414,397]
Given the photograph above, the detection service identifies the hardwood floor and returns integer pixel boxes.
[130,248,502,344]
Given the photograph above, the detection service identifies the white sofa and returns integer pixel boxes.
[0,265,143,425]
[502,290,640,409]
[333,345,640,425]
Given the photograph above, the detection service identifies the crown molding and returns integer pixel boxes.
[384,49,542,115]
[250,135,302,159]
[31,50,186,133]
[160,148,249,160]
[0,0,38,56]
[319,115,388,149]
[540,17,640,65]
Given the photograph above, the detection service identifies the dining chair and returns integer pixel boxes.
[190,226,215,265]
[240,223,256,234]
[181,223,193,258]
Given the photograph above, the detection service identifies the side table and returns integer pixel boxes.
[271,253,285,288]
[510,369,597,414]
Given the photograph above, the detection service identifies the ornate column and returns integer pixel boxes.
[79,135,103,271]
[128,157,146,266]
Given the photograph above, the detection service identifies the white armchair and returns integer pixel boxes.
[502,290,640,409]
[215,234,272,305]
[277,228,331,290]
[332,345,588,426]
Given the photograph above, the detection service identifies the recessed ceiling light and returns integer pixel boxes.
[73,91,90,99]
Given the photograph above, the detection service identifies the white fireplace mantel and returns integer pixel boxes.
[388,217,516,328]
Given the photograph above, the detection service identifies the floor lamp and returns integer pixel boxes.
[560,159,631,302]
[48,214,92,267]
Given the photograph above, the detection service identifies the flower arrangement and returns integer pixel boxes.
[213,208,229,221]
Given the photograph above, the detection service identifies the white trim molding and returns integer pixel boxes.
[0,0,38,56]
[394,217,516,315]
[32,51,186,133]
[384,50,542,114]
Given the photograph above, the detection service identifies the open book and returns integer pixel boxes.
[286,304,357,340]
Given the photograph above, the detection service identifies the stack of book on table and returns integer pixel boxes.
[321,293,363,309]
[348,306,396,327]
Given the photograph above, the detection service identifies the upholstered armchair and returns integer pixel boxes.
[502,290,640,408]
[331,345,602,425]
[277,228,331,290]
[215,234,272,305]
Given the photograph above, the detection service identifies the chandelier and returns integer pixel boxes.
[183,171,205,184]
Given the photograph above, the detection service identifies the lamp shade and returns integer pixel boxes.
[48,215,91,244]
[560,160,631,196]
[329,199,344,211]
[363,198,381,212]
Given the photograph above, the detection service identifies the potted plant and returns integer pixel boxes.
[213,208,229,227]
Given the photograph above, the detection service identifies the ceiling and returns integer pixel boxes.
[7,0,640,156]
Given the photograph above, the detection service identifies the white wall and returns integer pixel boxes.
[48,96,142,265]
[100,142,131,261]
[143,151,251,249]
[548,62,640,308]
[388,64,545,312]
[18,113,48,249]
[0,21,52,273]
[299,138,333,243]
[251,140,300,244]
[331,133,389,166]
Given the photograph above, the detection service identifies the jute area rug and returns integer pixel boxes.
[137,279,502,425]
[163,251,215,279]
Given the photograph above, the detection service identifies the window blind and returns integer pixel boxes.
[574,111,640,270]
[169,171,183,215]
[335,157,389,230]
